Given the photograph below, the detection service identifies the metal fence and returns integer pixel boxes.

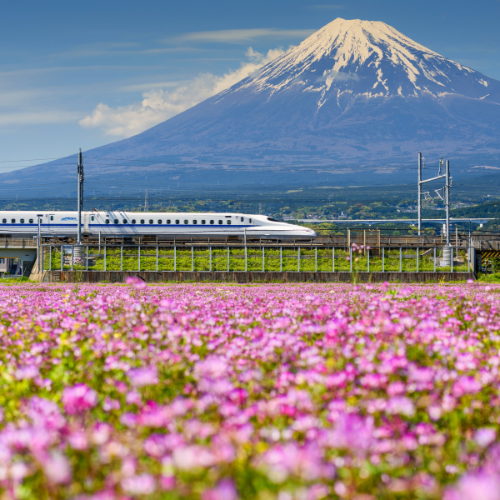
[39,244,473,273]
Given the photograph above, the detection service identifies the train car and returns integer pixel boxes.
[0,211,316,240]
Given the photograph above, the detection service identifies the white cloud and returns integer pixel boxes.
[79,47,285,138]
[171,28,315,43]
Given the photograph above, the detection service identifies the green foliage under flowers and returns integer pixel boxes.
[43,246,470,273]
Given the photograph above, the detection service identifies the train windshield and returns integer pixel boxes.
[267,217,279,222]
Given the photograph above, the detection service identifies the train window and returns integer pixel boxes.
[131,219,136,224]
[2,219,5,224]
[11,219,15,224]
[218,220,223,225]
[210,220,214,225]
[166,219,171,224]
[241,217,244,222]
[184,220,188,224]
[123,219,127,224]
[29,219,33,224]
[158,220,162,225]
[193,220,197,224]
[201,220,206,225]
[149,219,153,224]
[105,219,110,224]
[249,218,252,223]
[50,216,54,221]
[91,216,95,221]
[20,219,25,224]
[140,220,145,224]
[227,220,231,225]
[114,219,119,224]
[175,220,180,225]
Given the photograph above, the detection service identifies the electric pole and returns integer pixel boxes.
[417,153,447,240]
[417,153,422,235]
[77,148,84,245]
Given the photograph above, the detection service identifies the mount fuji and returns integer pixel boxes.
[7,18,500,189]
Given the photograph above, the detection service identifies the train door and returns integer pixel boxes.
[47,214,55,232]
[84,213,89,233]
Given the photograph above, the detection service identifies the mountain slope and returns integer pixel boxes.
[85,18,500,167]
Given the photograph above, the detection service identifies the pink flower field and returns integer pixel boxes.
[1,280,500,499]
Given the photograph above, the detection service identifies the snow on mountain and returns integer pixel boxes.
[234,18,499,104]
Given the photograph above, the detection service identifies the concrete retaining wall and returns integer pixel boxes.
[43,271,474,284]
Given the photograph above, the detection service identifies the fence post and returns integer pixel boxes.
[434,247,436,272]
[367,248,370,272]
[350,246,352,273]
[210,246,212,272]
[86,245,88,271]
[245,244,247,272]
[298,247,300,272]
[227,247,229,272]
[138,244,140,272]
[156,246,158,272]
[262,247,265,272]
[71,245,74,271]
[104,244,107,272]
[315,247,318,272]
[191,245,194,272]
[332,247,335,272]
[417,247,419,272]
[399,247,402,273]
[280,247,282,272]
[174,246,176,271]
[121,245,123,271]
[50,245,52,271]
[451,247,454,272]
[382,247,385,272]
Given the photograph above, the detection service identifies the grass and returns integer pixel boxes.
[42,247,471,273]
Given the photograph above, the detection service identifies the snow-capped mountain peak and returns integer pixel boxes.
[231,18,496,104]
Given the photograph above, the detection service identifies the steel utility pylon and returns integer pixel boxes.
[417,153,451,245]
[77,149,84,245]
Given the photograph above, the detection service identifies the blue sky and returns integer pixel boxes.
[1,0,499,167]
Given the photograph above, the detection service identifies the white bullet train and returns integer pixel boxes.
[0,211,316,239]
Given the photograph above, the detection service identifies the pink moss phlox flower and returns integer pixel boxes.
[128,366,159,387]
[15,365,39,380]
[453,376,482,397]
[330,412,374,455]
[202,479,238,500]
[259,443,331,483]
[121,473,156,495]
[126,276,147,290]
[28,396,65,430]
[43,450,72,484]
[475,428,497,448]
[62,384,98,415]
[444,472,500,500]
